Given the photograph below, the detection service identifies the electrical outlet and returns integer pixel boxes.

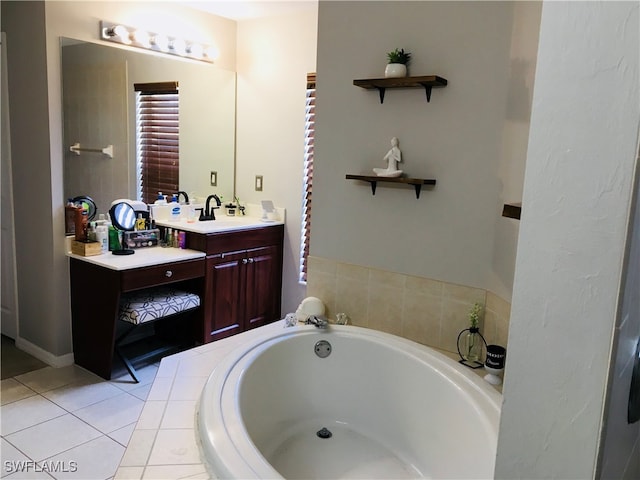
[255,175,263,191]
[210,171,217,187]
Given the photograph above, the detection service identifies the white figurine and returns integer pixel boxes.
[373,137,403,177]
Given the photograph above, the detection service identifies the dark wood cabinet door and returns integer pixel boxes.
[206,251,244,341]
[243,245,279,330]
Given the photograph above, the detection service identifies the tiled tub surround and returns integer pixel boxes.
[306,256,511,355]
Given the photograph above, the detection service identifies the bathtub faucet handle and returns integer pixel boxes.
[305,315,328,329]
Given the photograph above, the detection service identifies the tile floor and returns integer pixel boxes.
[1,361,159,479]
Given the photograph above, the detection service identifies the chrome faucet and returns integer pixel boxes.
[200,194,221,221]
[305,316,329,329]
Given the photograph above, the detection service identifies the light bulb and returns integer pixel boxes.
[106,24,130,44]
[187,43,204,58]
[170,38,186,55]
[204,46,219,61]
[131,30,150,48]
[151,34,169,51]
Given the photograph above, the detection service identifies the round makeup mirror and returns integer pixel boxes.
[109,202,136,255]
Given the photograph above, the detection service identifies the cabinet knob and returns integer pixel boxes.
[165,270,173,278]
[242,258,248,265]
[248,258,255,263]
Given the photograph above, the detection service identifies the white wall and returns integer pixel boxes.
[235,5,318,315]
[495,2,640,478]
[488,1,540,300]
[1,2,62,357]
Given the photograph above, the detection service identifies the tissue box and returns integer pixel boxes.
[71,240,102,257]
[123,229,160,249]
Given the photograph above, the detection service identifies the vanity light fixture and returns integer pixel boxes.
[100,21,215,63]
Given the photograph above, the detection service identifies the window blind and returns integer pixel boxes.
[135,82,179,204]
[299,73,316,283]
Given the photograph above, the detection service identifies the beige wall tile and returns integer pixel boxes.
[306,270,337,317]
[401,291,442,348]
[307,255,337,275]
[368,283,403,336]
[486,290,511,320]
[306,256,511,354]
[405,275,444,296]
[482,310,499,347]
[370,268,406,289]
[443,282,486,304]
[335,277,369,327]
[496,314,511,350]
[336,262,369,282]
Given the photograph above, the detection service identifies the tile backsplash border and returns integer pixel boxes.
[306,255,511,355]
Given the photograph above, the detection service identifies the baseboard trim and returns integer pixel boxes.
[14,337,75,368]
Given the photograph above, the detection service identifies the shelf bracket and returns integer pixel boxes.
[376,87,386,104]
[422,85,432,102]
[345,174,436,198]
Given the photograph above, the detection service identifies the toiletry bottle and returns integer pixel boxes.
[74,207,88,242]
[178,231,186,249]
[95,223,108,253]
[135,214,145,231]
[108,225,119,251]
[65,199,77,235]
[169,195,181,221]
[154,192,166,205]
[87,221,97,242]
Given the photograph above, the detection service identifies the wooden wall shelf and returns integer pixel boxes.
[502,203,522,220]
[353,75,448,103]
[346,174,436,199]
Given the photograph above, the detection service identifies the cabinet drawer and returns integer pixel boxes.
[121,259,204,292]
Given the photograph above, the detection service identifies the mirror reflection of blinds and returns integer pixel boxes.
[135,82,179,204]
[300,73,315,283]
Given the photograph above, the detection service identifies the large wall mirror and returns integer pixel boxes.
[61,38,236,216]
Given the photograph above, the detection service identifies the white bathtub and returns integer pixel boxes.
[198,325,501,479]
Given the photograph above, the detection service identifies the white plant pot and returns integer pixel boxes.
[385,63,407,78]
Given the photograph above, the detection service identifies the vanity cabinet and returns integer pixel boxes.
[69,252,206,380]
[187,224,284,342]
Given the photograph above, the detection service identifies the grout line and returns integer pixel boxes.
[0,363,159,480]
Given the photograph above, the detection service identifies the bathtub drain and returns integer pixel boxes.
[314,340,332,358]
[316,427,332,439]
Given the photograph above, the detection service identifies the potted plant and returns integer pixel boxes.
[385,48,412,78]
[456,302,486,368]
[468,302,482,330]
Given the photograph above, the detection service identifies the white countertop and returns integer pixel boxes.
[155,215,283,234]
[66,246,205,271]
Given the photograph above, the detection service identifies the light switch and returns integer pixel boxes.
[210,171,217,187]
[255,175,263,191]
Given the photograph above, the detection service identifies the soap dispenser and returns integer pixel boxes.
[169,195,181,221]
